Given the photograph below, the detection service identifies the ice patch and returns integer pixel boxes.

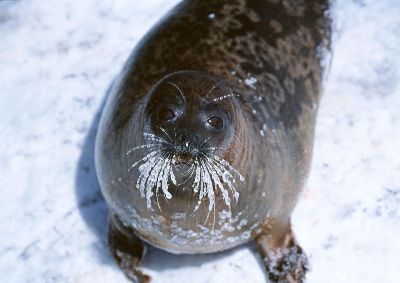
[244,77,257,89]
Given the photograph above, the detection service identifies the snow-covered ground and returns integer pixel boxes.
[1,1,399,282]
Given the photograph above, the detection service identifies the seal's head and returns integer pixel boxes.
[127,71,247,213]
[147,72,235,168]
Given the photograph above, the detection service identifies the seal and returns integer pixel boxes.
[95,0,331,282]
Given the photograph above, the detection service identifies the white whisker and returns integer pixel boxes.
[136,152,164,200]
[127,143,162,155]
[128,150,162,171]
[205,155,239,202]
[157,126,174,142]
[199,136,211,148]
[155,153,171,211]
[208,154,245,182]
[176,165,196,186]
[144,132,169,144]
[166,81,184,98]
[205,83,219,98]
[208,93,239,104]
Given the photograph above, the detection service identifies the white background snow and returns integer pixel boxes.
[1,0,399,282]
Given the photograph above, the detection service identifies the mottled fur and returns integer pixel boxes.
[95,0,331,282]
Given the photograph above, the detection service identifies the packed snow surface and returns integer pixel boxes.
[1,0,399,282]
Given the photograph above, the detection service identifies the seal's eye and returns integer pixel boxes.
[158,108,175,121]
[207,116,223,130]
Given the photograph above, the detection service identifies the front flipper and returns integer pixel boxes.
[108,214,150,283]
[255,221,309,283]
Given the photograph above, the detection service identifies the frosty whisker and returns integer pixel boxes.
[175,163,195,177]
[128,149,163,171]
[157,126,174,143]
[154,152,172,211]
[207,153,245,182]
[175,164,196,186]
[127,134,245,221]
[205,83,219,98]
[208,93,239,104]
[202,146,223,153]
[126,143,162,155]
[144,132,169,144]
[166,81,184,98]
[206,156,240,202]
[199,136,211,148]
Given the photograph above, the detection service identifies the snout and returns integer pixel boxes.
[174,133,200,156]
[170,133,200,179]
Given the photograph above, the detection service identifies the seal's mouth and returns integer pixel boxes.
[171,142,199,176]
[173,153,196,177]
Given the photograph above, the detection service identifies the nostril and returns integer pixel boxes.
[175,133,200,154]
[178,133,198,145]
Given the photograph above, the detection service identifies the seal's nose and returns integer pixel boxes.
[176,133,200,155]
[178,133,198,147]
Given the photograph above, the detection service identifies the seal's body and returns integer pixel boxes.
[95,0,331,282]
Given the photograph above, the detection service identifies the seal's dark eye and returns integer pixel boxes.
[158,108,175,121]
[207,116,223,130]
